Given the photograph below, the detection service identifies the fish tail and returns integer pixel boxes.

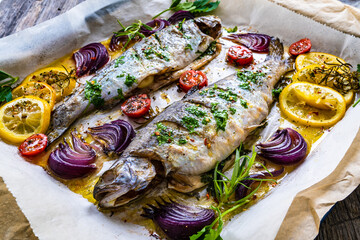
[266,37,295,70]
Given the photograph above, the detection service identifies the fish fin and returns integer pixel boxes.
[265,37,284,61]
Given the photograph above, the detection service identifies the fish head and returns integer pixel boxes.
[194,16,222,39]
[93,156,156,209]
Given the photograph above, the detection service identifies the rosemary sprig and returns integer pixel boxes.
[191,146,274,240]
[312,59,360,94]
[115,20,152,49]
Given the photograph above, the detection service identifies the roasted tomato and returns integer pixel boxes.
[226,45,253,66]
[19,134,48,156]
[179,70,208,92]
[289,38,312,56]
[121,94,151,118]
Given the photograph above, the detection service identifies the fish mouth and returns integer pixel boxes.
[194,16,222,39]
[93,156,157,209]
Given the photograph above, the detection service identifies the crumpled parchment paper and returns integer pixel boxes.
[0,0,359,239]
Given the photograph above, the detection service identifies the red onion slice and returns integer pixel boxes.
[235,168,285,200]
[256,128,308,165]
[168,11,195,25]
[88,119,135,155]
[142,200,215,240]
[73,42,109,77]
[140,19,170,37]
[48,132,97,179]
[224,33,271,52]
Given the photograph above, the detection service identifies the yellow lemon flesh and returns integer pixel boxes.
[279,82,346,127]
[295,52,346,71]
[22,67,76,102]
[0,96,51,144]
[292,64,354,105]
[12,82,57,110]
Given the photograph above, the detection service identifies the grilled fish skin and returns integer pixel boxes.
[46,16,222,144]
[93,37,293,209]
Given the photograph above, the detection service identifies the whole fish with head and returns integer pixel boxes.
[93,37,294,209]
[47,16,222,144]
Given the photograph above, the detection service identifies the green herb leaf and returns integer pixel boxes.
[272,88,282,99]
[185,106,206,118]
[229,107,236,115]
[114,56,125,67]
[115,20,152,49]
[124,74,137,87]
[84,80,104,108]
[154,123,174,145]
[225,26,238,33]
[185,43,193,51]
[178,138,187,145]
[0,70,19,103]
[116,88,125,101]
[181,116,199,133]
[240,99,248,109]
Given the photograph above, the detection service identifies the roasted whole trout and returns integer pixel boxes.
[47,16,222,143]
[93,37,293,209]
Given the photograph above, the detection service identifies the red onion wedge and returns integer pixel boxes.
[235,168,285,200]
[48,132,97,179]
[73,42,109,77]
[88,119,135,155]
[168,11,195,25]
[109,34,129,52]
[141,19,170,37]
[223,33,271,52]
[142,200,215,240]
[257,128,308,165]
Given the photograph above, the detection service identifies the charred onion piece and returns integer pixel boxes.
[142,200,215,240]
[73,42,109,77]
[235,168,285,200]
[223,33,271,52]
[88,119,135,154]
[168,10,195,24]
[48,132,96,179]
[257,128,308,165]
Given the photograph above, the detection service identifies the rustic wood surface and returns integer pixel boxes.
[0,0,359,239]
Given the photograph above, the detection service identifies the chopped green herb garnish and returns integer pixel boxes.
[237,70,266,90]
[84,80,104,108]
[213,109,228,131]
[217,89,238,102]
[143,45,170,61]
[154,123,174,145]
[240,99,248,109]
[211,102,219,112]
[202,117,210,125]
[115,20,153,49]
[185,43,193,51]
[229,107,236,115]
[0,70,19,103]
[124,74,137,87]
[178,138,187,145]
[272,88,282,99]
[225,26,238,33]
[198,41,217,59]
[116,88,125,101]
[185,106,206,118]
[181,116,199,133]
[114,56,125,67]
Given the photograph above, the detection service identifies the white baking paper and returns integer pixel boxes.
[0,0,359,239]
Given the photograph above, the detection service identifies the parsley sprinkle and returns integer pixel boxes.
[84,80,104,108]
[181,116,199,133]
[237,70,266,90]
[213,110,228,131]
[178,139,187,145]
[154,123,173,145]
[225,26,238,33]
[240,99,248,109]
[124,74,137,87]
[116,88,125,101]
[114,56,125,67]
[185,106,206,118]
[185,44,193,51]
[229,107,236,115]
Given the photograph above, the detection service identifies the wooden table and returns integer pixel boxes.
[0,0,359,239]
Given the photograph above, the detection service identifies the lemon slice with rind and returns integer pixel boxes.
[0,96,51,144]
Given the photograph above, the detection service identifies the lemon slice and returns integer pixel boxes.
[295,52,346,71]
[0,96,51,144]
[279,82,346,127]
[292,64,354,105]
[12,82,56,110]
[22,67,76,101]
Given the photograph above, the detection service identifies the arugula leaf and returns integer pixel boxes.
[0,70,19,103]
[84,80,104,108]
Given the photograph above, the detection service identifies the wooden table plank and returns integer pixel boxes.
[0,0,359,239]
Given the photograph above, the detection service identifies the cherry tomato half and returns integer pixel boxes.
[179,70,208,92]
[226,45,254,66]
[19,134,48,156]
[289,38,312,56]
[121,94,151,118]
